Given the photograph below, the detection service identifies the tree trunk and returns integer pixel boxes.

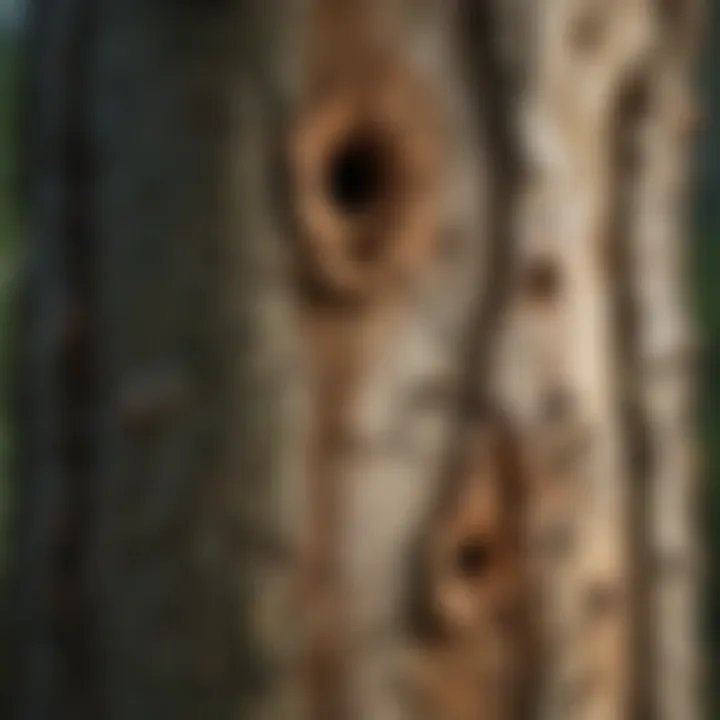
[7,0,703,719]
[621,2,703,717]
[12,0,308,718]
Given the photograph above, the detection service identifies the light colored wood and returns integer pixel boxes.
[491,1,656,717]
[13,0,704,717]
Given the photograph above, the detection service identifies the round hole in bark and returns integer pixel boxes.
[523,255,562,303]
[327,131,388,215]
[568,11,605,54]
[619,79,652,122]
[455,535,493,578]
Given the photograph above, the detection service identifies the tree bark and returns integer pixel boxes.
[620,1,703,717]
[8,1,703,719]
[489,1,699,719]
[12,1,308,718]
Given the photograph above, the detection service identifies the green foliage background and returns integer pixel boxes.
[0,10,717,716]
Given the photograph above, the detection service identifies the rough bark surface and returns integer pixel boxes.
[489,1,702,719]
[286,3,500,719]
[13,1,309,718]
[9,0,703,719]
[491,1,654,718]
[621,1,703,717]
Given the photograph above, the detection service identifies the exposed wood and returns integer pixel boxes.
[491,1,656,717]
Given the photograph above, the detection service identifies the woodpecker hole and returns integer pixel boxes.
[327,130,388,216]
[455,535,493,578]
[523,256,562,303]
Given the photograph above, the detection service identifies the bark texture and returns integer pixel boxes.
[12,0,308,718]
[620,1,703,717]
[488,1,702,719]
[8,0,703,719]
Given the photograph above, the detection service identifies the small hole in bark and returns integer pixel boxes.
[541,388,574,425]
[456,535,492,578]
[586,581,623,618]
[568,11,605,53]
[523,256,562,303]
[328,132,387,215]
[619,80,652,122]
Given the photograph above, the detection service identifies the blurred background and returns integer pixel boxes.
[0,0,23,611]
[697,7,720,716]
[0,0,715,715]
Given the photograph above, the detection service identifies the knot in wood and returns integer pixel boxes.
[288,61,442,305]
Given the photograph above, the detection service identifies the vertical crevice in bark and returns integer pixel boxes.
[402,3,535,717]
[401,0,518,556]
[623,2,704,717]
[288,2,450,718]
[453,0,522,399]
[404,408,530,720]
[319,2,494,717]
[610,70,654,720]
